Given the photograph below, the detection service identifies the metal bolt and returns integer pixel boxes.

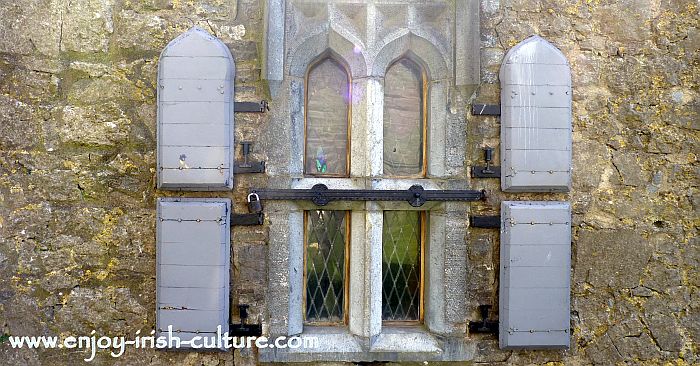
[531,170,536,174]
[178,85,182,90]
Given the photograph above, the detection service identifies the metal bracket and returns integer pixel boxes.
[251,184,485,207]
[471,146,501,178]
[230,305,262,337]
[468,305,499,335]
[231,213,264,226]
[470,215,500,228]
[471,165,501,178]
[471,103,501,116]
[234,100,269,113]
[233,142,266,174]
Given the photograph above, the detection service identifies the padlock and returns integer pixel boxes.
[247,193,263,213]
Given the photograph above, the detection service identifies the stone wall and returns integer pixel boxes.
[0,0,697,365]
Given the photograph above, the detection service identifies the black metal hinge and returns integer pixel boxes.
[471,146,501,178]
[233,142,266,174]
[471,104,501,116]
[468,305,499,335]
[470,215,500,228]
[230,305,262,337]
[231,213,264,226]
[251,184,485,207]
[471,166,501,178]
[234,100,269,113]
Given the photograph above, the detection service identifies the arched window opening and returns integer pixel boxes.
[383,58,426,177]
[305,57,351,176]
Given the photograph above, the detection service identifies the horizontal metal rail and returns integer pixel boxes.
[251,184,485,207]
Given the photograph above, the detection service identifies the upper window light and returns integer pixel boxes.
[305,57,351,176]
[383,58,426,177]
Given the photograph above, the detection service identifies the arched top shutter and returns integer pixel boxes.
[157,27,235,190]
[500,35,572,192]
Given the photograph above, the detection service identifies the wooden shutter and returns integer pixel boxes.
[157,27,235,190]
[500,35,572,192]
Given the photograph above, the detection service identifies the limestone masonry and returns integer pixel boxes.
[0,0,698,365]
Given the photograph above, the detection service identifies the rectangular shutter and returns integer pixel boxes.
[499,201,571,349]
[156,198,230,349]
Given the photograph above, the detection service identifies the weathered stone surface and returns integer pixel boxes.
[0,1,62,56]
[585,333,624,365]
[0,96,41,150]
[0,0,697,364]
[574,229,653,289]
[645,313,683,352]
[58,104,131,146]
[60,0,115,53]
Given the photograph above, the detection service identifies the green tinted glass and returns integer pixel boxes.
[305,210,348,323]
[382,211,422,321]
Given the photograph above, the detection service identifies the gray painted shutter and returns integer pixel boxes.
[499,201,571,349]
[157,27,235,191]
[156,198,230,348]
[500,35,572,192]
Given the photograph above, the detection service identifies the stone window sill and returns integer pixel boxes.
[259,325,450,362]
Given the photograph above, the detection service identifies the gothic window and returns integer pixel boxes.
[383,58,426,177]
[305,57,351,176]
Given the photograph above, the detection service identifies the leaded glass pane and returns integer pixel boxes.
[305,210,348,323]
[383,59,424,176]
[305,58,350,176]
[382,211,422,321]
